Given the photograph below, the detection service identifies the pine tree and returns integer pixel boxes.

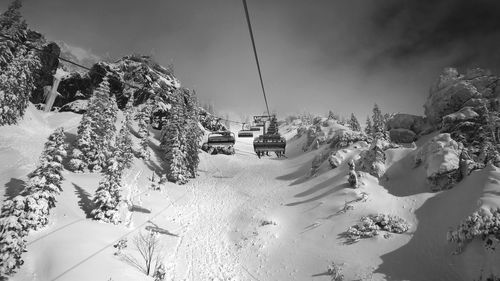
[161,96,188,184]
[91,153,123,224]
[116,121,134,170]
[22,128,66,228]
[136,105,151,160]
[182,89,202,178]
[364,116,372,135]
[0,196,28,277]
[70,77,118,172]
[0,0,28,68]
[0,0,41,126]
[371,103,385,137]
[348,113,361,131]
[0,44,40,126]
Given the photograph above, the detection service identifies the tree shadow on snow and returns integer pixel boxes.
[130,205,151,214]
[275,160,313,185]
[293,172,345,198]
[311,271,331,277]
[286,183,348,206]
[374,167,494,281]
[4,178,25,200]
[73,183,94,218]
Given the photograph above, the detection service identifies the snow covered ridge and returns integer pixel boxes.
[57,54,182,110]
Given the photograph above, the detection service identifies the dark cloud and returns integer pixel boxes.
[369,0,500,71]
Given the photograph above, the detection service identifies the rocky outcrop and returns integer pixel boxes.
[424,67,499,126]
[386,113,426,134]
[31,42,61,105]
[424,67,500,178]
[389,128,416,143]
[414,133,463,191]
[59,100,88,114]
[442,107,479,125]
[54,73,92,108]
[54,54,181,110]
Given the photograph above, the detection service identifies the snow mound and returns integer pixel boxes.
[415,133,462,190]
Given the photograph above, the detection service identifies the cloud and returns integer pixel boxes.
[367,0,500,71]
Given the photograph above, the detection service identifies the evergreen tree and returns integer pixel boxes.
[0,196,27,277]
[136,105,151,160]
[0,0,28,68]
[364,116,372,135]
[70,77,117,172]
[0,0,41,126]
[22,128,66,228]
[161,95,188,184]
[0,43,40,126]
[91,153,123,224]
[348,113,361,131]
[116,121,134,170]
[182,89,202,178]
[371,103,385,137]
[0,128,66,277]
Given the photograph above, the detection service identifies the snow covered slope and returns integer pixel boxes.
[2,107,500,281]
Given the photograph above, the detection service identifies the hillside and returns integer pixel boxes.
[0,101,498,280]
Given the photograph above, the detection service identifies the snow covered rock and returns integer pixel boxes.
[55,72,92,107]
[442,107,479,124]
[356,138,393,178]
[328,149,346,169]
[59,99,89,113]
[414,133,463,190]
[386,113,426,134]
[424,67,500,126]
[425,80,480,125]
[389,128,416,143]
[328,129,367,150]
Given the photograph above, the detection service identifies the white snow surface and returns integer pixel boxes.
[415,133,461,177]
[1,107,500,281]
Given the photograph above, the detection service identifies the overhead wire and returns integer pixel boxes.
[242,0,271,117]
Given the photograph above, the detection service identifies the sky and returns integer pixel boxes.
[2,0,500,121]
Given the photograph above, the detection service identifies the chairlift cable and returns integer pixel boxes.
[242,0,271,117]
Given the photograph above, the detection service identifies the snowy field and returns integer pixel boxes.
[2,106,500,281]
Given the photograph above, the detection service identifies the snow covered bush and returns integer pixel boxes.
[327,262,344,281]
[344,214,409,244]
[153,263,166,281]
[447,208,500,253]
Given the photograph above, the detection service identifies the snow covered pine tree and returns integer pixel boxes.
[69,77,118,172]
[0,128,66,277]
[91,152,124,224]
[0,0,41,126]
